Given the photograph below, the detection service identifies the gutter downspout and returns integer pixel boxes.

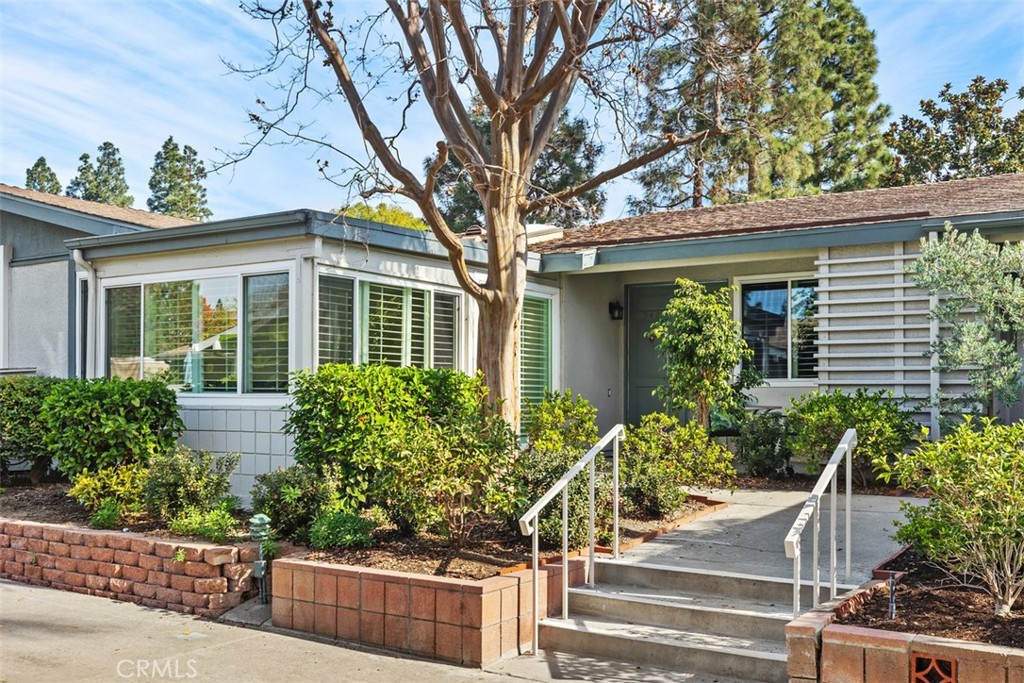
[73,249,97,378]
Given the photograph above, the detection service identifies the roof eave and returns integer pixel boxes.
[1,193,157,236]
[539,210,1024,273]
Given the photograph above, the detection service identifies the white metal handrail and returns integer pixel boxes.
[784,428,858,619]
[518,424,625,655]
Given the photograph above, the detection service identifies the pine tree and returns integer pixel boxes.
[630,0,890,211]
[882,76,1024,186]
[66,142,133,207]
[147,136,212,220]
[25,157,62,194]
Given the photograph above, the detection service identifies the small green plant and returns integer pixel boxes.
[787,388,918,486]
[173,548,186,562]
[646,279,760,429]
[41,377,183,477]
[737,412,791,477]
[622,413,735,517]
[308,510,377,549]
[168,500,238,544]
[68,463,148,512]
[517,390,607,549]
[143,445,239,519]
[250,464,338,545]
[90,498,123,530]
[0,376,62,484]
[878,418,1024,617]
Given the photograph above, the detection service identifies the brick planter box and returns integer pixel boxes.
[271,553,587,667]
[0,519,259,617]
[786,578,1024,683]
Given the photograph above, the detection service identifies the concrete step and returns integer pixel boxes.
[595,558,858,608]
[568,583,791,642]
[539,616,788,683]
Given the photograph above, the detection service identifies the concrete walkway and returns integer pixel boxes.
[624,489,921,583]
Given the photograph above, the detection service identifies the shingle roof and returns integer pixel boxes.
[0,183,197,230]
[534,174,1024,254]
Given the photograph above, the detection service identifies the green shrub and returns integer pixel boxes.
[90,498,123,529]
[143,446,239,519]
[250,464,338,545]
[622,413,735,517]
[168,501,238,544]
[517,391,608,549]
[878,418,1024,617]
[68,463,148,512]
[737,412,791,477]
[308,510,377,550]
[0,376,62,483]
[787,388,918,486]
[285,364,486,515]
[41,378,183,477]
[382,409,520,546]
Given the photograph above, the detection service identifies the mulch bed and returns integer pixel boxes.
[735,473,918,497]
[837,548,1024,648]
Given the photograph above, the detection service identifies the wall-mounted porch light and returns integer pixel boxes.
[608,301,624,320]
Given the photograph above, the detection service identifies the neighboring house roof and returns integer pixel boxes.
[0,183,196,230]
[534,174,1024,254]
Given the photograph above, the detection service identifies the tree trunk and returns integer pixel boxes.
[478,293,522,428]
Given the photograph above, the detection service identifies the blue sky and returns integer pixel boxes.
[1,1,1022,222]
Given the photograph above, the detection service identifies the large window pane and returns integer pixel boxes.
[520,296,552,418]
[106,286,141,379]
[244,273,289,393]
[318,275,354,365]
[408,289,428,368]
[364,283,405,366]
[791,279,818,379]
[144,278,237,392]
[742,282,789,379]
[433,293,458,370]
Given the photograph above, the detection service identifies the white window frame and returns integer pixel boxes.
[96,260,296,405]
[0,245,8,368]
[521,281,562,395]
[733,272,818,387]
[314,265,468,372]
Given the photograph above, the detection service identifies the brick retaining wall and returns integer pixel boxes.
[271,553,587,667]
[0,519,258,617]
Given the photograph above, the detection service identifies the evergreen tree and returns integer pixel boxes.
[882,76,1024,186]
[66,142,133,207]
[147,136,212,220]
[24,157,62,194]
[630,0,890,211]
[335,202,426,230]
[432,108,605,231]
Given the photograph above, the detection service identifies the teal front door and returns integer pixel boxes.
[625,281,728,425]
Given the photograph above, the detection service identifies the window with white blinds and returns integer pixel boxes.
[741,279,818,380]
[432,293,458,370]
[520,295,552,417]
[361,282,431,367]
[103,272,288,394]
[318,275,354,365]
[244,273,289,393]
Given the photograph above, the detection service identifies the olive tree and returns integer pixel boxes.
[232,1,762,426]
[646,278,757,429]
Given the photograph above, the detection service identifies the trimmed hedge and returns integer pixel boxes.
[0,375,62,483]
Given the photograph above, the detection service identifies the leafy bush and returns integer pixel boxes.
[737,412,791,477]
[517,390,607,549]
[250,464,339,545]
[878,418,1024,617]
[143,446,239,519]
[41,378,183,477]
[168,501,238,544]
[622,413,735,517]
[68,463,148,512]
[308,510,377,550]
[0,376,62,483]
[382,409,519,546]
[90,498,123,529]
[285,364,486,516]
[787,388,918,486]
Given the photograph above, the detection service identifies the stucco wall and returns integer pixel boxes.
[7,260,71,376]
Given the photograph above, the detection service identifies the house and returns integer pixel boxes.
[1,174,1021,497]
